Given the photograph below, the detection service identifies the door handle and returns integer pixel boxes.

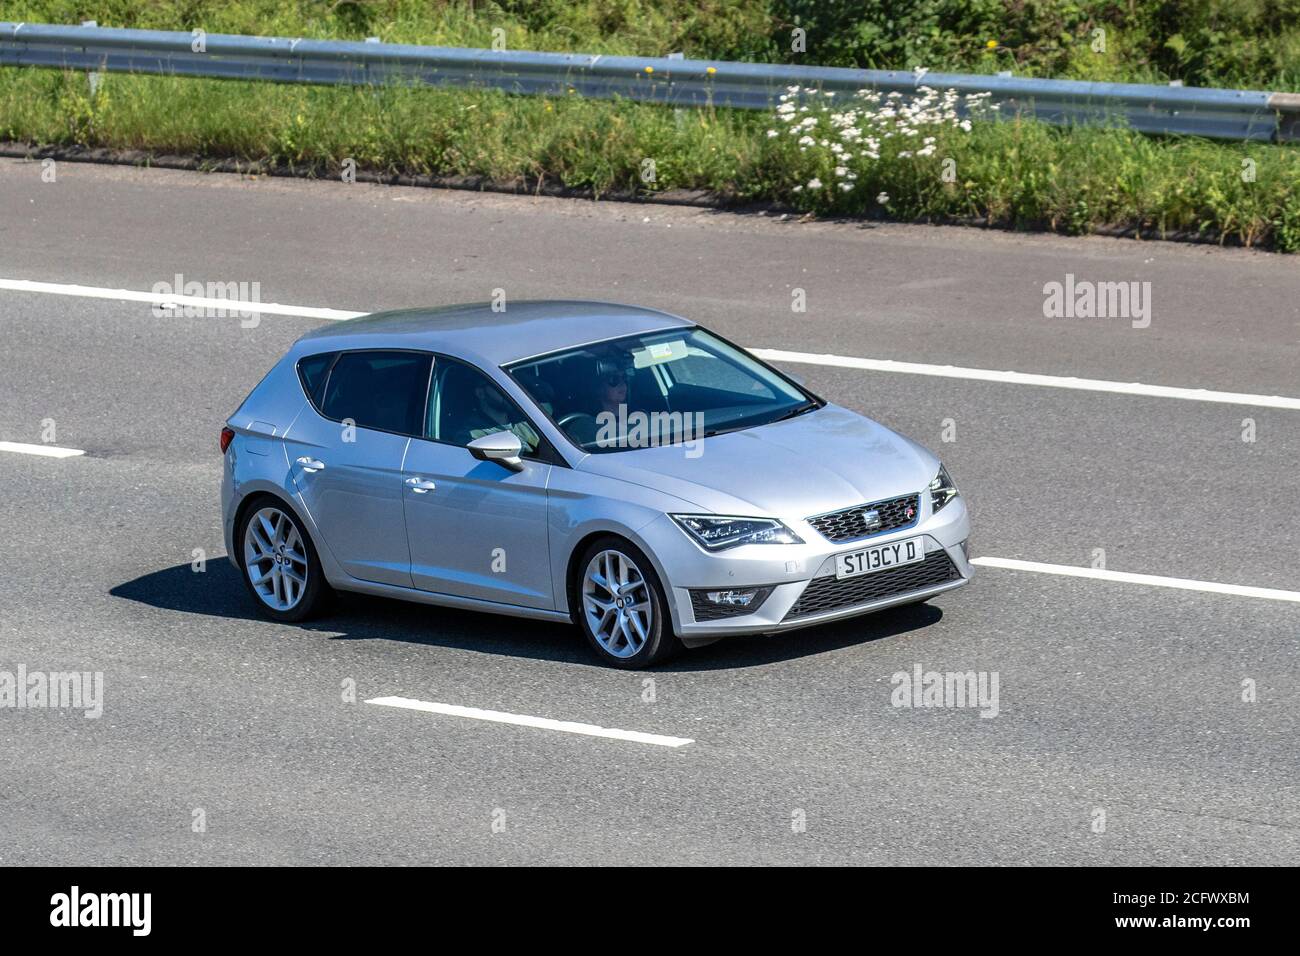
[405,477,436,494]
[296,457,326,473]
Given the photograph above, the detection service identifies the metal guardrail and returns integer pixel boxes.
[4,22,1300,142]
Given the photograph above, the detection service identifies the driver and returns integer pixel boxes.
[586,360,637,451]
[596,367,628,417]
[469,381,540,453]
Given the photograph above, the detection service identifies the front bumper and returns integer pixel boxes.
[641,494,972,643]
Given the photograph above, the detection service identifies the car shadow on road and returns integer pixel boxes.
[664,602,943,672]
[109,560,590,665]
[111,561,943,672]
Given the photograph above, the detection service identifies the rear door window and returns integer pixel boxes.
[317,350,432,437]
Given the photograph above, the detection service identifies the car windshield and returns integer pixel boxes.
[506,327,817,453]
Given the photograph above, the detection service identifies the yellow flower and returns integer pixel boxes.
[644,66,654,74]
[986,40,998,49]
[706,66,716,74]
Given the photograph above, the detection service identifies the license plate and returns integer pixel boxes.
[835,537,925,580]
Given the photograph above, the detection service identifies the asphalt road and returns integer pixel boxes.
[1,158,1296,865]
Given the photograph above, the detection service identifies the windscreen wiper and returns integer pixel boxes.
[766,401,819,424]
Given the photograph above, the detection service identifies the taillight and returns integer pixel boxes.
[220,427,235,454]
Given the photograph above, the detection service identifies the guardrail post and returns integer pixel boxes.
[1267,92,1300,142]
[80,20,101,96]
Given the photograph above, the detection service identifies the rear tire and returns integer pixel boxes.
[574,536,682,669]
[236,495,330,622]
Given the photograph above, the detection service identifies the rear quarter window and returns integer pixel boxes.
[297,352,335,406]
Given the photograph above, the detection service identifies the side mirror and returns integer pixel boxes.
[467,430,524,470]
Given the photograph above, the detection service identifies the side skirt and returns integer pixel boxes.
[330,575,572,625]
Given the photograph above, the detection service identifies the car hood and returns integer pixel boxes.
[574,403,939,521]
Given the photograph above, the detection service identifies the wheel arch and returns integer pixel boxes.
[231,489,311,571]
[563,526,680,635]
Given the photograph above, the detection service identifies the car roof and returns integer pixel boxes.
[294,300,693,367]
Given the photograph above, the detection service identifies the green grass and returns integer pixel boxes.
[3,1,1300,250]
[0,1,777,62]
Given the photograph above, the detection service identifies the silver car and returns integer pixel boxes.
[221,301,972,667]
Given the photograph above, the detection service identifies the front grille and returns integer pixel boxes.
[808,493,919,543]
[784,550,960,621]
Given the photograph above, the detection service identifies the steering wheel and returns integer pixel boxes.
[557,411,598,429]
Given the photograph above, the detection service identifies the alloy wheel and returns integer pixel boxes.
[581,549,654,659]
[243,506,309,611]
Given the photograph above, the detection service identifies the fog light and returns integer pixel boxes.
[708,589,757,606]
[689,586,774,621]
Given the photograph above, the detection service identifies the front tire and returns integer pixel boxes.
[237,496,329,622]
[575,537,682,669]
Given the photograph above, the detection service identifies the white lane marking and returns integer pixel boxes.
[751,348,1300,411]
[365,696,695,747]
[0,441,85,458]
[4,277,1297,410]
[0,278,363,321]
[972,556,1300,603]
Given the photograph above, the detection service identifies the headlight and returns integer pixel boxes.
[929,465,959,513]
[671,515,804,551]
